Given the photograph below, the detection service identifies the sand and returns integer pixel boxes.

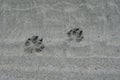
[0,0,120,80]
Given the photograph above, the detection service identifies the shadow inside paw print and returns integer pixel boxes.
[31,36,39,43]
[35,45,45,52]
[67,28,84,42]
[24,36,45,53]
[76,36,84,42]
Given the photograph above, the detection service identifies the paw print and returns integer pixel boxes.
[67,28,84,42]
[24,36,45,53]
[25,36,38,46]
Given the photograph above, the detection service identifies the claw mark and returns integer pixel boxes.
[77,30,83,38]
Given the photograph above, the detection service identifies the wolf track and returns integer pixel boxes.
[67,28,84,42]
[24,36,45,53]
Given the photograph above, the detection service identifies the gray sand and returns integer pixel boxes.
[0,0,120,80]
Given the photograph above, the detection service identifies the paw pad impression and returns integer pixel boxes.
[67,28,84,42]
[24,36,45,53]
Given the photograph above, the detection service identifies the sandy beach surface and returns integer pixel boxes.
[0,0,120,80]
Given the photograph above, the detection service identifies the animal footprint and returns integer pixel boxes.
[67,28,84,42]
[24,36,45,53]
